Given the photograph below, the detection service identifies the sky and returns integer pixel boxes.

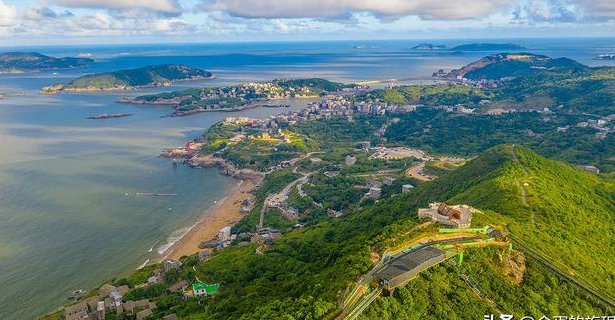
[1,0,615,45]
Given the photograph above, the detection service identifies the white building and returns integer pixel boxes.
[219,226,232,242]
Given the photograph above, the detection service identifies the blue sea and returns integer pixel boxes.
[0,38,614,320]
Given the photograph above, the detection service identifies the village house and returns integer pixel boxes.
[219,226,232,242]
[164,259,183,273]
[193,282,220,297]
[345,154,357,166]
[136,309,153,320]
[163,314,179,320]
[64,302,89,320]
[167,280,188,294]
[402,184,414,193]
[366,187,382,199]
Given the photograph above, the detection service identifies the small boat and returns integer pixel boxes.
[68,289,86,299]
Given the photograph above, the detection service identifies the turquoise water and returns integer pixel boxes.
[1,39,615,320]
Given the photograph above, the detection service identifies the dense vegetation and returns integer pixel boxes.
[498,67,615,115]
[361,248,606,320]
[66,145,615,320]
[385,109,615,171]
[0,52,93,73]
[447,53,586,80]
[358,84,491,106]
[409,145,615,297]
[290,116,386,149]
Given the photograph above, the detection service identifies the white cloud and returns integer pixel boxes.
[200,0,512,20]
[572,0,615,20]
[54,0,181,15]
[0,0,17,27]
[513,0,577,23]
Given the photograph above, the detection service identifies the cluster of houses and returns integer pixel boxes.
[64,283,165,320]
[575,114,615,140]
[198,224,283,257]
[195,81,322,103]
[369,147,433,161]
[64,257,222,320]
[432,70,502,89]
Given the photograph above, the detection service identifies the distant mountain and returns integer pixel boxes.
[354,44,379,49]
[42,64,213,94]
[412,43,449,50]
[0,52,93,73]
[446,53,587,80]
[451,43,526,51]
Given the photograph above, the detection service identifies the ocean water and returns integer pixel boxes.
[1,38,615,320]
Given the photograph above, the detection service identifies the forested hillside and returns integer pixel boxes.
[61,144,615,320]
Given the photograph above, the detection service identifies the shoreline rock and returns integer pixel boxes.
[187,155,265,181]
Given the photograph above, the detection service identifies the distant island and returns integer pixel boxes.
[596,54,615,60]
[87,113,132,120]
[42,64,213,94]
[451,43,526,51]
[120,78,362,117]
[412,43,449,50]
[0,52,93,74]
[445,52,585,80]
[354,44,379,49]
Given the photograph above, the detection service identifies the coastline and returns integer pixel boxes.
[161,176,259,260]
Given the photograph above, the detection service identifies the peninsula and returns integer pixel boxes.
[0,52,93,74]
[41,64,212,94]
[120,78,363,117]
[445,52,586,80]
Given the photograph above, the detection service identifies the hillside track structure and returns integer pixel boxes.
[339,227,512,320]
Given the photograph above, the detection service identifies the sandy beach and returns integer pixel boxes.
[163,177,259,260]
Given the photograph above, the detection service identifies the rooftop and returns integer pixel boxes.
[377,246,445,282]
[193,282,220,294]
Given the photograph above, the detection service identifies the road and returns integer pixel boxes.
[405,162,434,181]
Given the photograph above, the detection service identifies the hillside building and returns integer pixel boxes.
[377,246,445,290]
[418,202,474,228]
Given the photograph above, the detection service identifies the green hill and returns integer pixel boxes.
[414,145,615,295]
[447,53,587,80]
[49,144,615,320]
[42,64,212,93]
[0,52,93,73]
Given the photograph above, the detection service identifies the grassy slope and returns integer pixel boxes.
[421,145,615,296]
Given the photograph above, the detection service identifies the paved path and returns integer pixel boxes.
[511,145,535,227]
[405,162,434,181]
